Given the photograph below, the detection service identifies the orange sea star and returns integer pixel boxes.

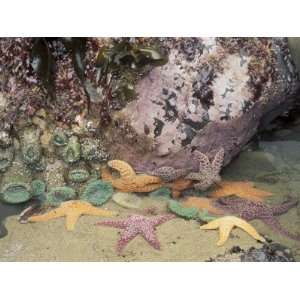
[101,160,163,193]
[209,181,273,202]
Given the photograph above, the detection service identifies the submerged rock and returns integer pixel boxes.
[105,38,300,174]
[81,137,109,162]
[208,243,295,262]
[241,243,295,262]
[0,130,12,148]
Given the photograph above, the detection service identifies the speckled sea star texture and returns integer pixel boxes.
[96,214,176,253]
[28,200,117,231]
[209,181,273,202]
[200,216,265,246]
[185,147,224,191]
[147,166,191,182]
[213,196,300,241]
[101,160,162,192]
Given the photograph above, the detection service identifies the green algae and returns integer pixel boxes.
[150,187,172,198]
[80,180,113,206]
[198,209,217,222]
[168,200,199,220]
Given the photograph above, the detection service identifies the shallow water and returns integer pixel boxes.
[1,124,300,261]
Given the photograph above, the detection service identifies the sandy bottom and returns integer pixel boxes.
[0,198,262,261]
[1,134,300,261]
[0,191,299,261]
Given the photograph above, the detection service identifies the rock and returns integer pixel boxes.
[208,243,295,262]
[105,38,300,173]
[241,243,295,262]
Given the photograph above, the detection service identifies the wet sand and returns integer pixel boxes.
[1,133,300,261]
[0,193,299,261]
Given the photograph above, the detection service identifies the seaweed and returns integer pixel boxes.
[31,38,55,99]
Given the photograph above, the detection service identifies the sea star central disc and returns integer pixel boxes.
[96,214,176,253]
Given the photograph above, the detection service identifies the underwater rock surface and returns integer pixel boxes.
[107,38,300,172]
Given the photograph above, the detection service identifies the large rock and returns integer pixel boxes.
[106,38,300,172]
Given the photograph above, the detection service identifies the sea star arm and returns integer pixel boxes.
[235,218,266,243]
[108,160,136,178]
[86,207,117,217]
[185,172,203,181]
[65,212,81,231]
[200,218,233,246]
[96,219,127,229]
[28,208,65,223]
[212,147,225,174]
[194,150,211,171]
[141,227,161,250]
[216,222,234,246]
[117,227,139,253]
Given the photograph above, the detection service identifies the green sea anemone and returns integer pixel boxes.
[0,157,32,204]
[68,168,90,183]
[80,180,113,206]
[52,128,69,147]
[62,136,81,164]
[45,186,76,206]
[31,179,46,197]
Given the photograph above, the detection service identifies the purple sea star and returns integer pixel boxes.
[96,214,176,253]
[185,147,224,191]
[213,195,300,241]
[147,166,191,182]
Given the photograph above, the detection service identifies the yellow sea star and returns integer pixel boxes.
[209,181,273,202]
[28,200,117,231]
[200,215,266,246]
[102,160,163,193]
